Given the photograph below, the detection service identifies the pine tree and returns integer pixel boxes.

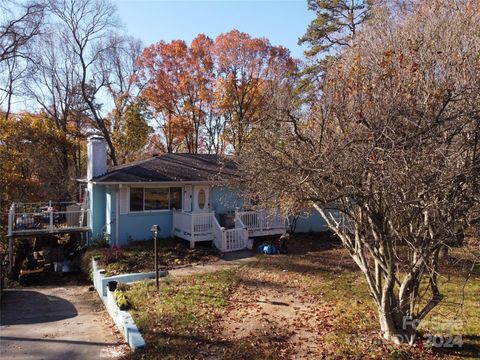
[298,0,373,97]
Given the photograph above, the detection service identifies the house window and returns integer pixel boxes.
[145,188,169,210]
[130,188,144,212]
[129,187,183,212]
[170,187,182,210]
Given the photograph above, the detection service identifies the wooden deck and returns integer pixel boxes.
[7,202,89,238]
[8,227,90,238]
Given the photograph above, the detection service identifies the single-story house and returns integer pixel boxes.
[86,137,327,252]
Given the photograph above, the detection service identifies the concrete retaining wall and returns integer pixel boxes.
[105,289,145,351]
[91,259,155,351]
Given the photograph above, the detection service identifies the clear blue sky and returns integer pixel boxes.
[114,0,314,59]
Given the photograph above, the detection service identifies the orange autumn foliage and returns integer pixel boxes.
[137,30,296,154]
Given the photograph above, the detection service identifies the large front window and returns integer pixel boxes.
[130,187,182,212]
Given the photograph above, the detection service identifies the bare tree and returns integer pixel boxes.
[26,29,92,189]
[98,35,151,163]
[0,0,45,118]
[97,35,142,114]
[0,0,45,62]
[204,110,225,154]
[240,0,480,345]
[48,0,121,165]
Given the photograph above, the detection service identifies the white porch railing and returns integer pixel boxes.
[173,209,284,251]
[7,202,89,236]
[172,211,216,247]
[235,210,286,236]
[213,217,224,251]
[193,212,214,234]
[172,211,193,236]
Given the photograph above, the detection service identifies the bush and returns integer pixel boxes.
[117,282,131,292]
[80,247,103,277]
[113,288,131,310]
[92,233,110,248]
[102,246,125,264]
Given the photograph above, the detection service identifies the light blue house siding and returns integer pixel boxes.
[99,185,173,246]
[211,186,243,217]
[117,211,172,245]
[294,210,329,233]
[92,183,329,247]
[88,183,106,241]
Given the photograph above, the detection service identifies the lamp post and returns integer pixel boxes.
[150,225,160,289]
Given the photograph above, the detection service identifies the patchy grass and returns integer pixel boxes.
[254,239,480,359]
[124,270,247,359]
[121,235,480,359]
[96,238,221,276]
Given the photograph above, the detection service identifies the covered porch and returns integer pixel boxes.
[171,209,286,252]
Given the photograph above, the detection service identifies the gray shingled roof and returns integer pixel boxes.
[92,153,239,183]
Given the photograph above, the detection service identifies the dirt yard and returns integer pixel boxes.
[122,234,480,359]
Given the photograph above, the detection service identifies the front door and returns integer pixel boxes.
[183,185,193,212]
[194,186,210,212]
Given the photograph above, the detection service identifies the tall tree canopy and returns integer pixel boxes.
[214,30,296,152]
[0,0,46,118]
[137,35,215,154]
[137,30,296,154]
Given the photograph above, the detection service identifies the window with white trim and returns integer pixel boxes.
[129,187,183,212]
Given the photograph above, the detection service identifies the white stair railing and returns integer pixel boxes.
[212,216,248,252]
[213,216,225,252]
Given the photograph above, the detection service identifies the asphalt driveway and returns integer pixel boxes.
[0,285,126,359]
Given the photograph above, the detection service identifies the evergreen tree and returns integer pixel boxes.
[298,0,373,97]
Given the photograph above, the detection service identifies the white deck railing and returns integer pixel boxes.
[7,202,89,236]
[172,210,194,236]
[236,210,286,233]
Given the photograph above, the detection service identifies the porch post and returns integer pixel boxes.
[222,231,227,252]
[7,204,14,238]
[7,204,15,272]
[190,214,195,249]
[49,210,54,232]
[8,236,13,273]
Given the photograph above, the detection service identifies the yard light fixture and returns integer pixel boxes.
[150,224,160,290]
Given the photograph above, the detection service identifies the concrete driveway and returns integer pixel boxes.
[0,285,126,359]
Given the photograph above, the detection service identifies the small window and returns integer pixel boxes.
[198,189,206,209]
[130,188,143,212]
[170,187,182,210]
